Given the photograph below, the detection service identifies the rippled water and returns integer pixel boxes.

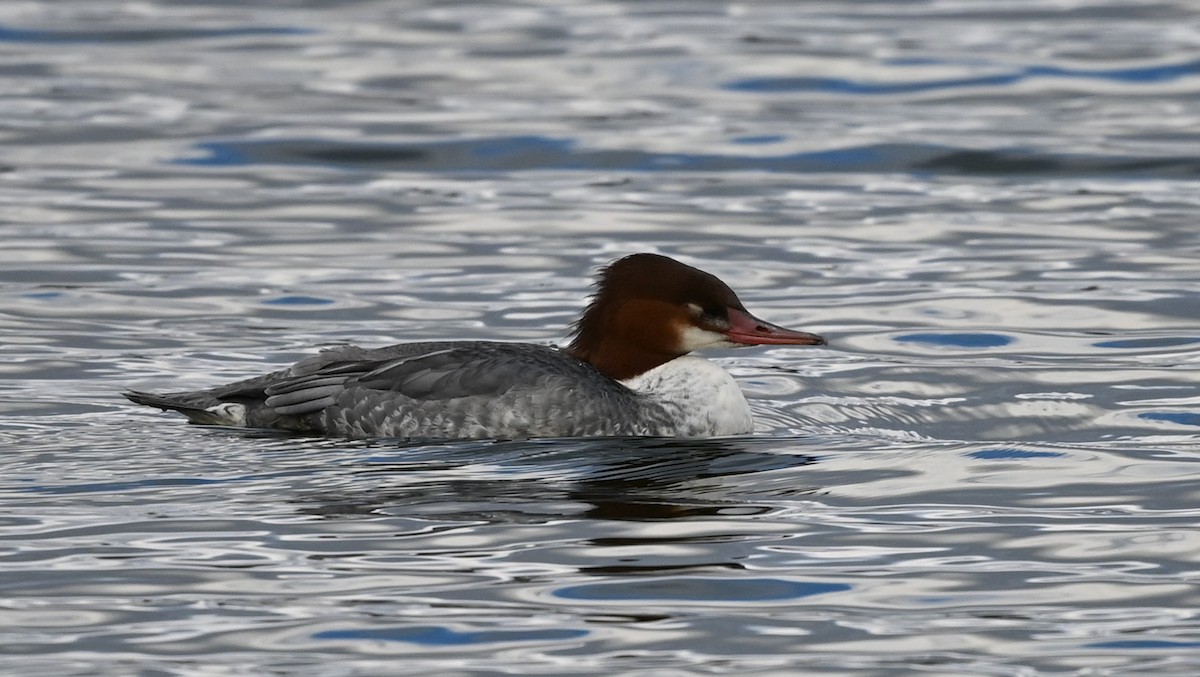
[3,1,1200,675]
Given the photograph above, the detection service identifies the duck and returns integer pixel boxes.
[124,253,826,439]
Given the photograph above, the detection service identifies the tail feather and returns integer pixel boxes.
[123,390,247,426]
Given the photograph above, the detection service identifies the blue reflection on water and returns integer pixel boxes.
[969,448,1065,459]
[262,295,335,306]
[895,333,1014,348]
[185,143,250,166]
[1085,639,1200,649]
[1140,412,1200,427]
[177,137,1200,177]
[724,59,1200,93]
[469,135,573,159]
[732,134,786,145]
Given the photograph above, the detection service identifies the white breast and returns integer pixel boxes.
[620,356,754,437]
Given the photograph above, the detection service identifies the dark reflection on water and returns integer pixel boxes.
[185,136,1200,177]
[3,0,1200,675]
[297,437,819,520]
[0,24,310,44]
[555,576,851,601]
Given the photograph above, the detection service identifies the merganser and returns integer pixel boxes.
[124,253,826,439]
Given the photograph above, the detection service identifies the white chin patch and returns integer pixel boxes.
[677,325,732,352]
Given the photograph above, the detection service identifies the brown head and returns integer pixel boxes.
[565,253,826,380]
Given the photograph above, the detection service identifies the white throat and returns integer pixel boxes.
[619,356,753,437]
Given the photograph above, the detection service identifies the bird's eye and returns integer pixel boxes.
[685,303,729,329]
[693,306,728,329]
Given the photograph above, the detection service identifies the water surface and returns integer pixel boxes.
[2,1,1199,675]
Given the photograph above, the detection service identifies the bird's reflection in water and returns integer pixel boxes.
[296,436,820,521]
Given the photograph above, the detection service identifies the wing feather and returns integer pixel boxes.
[261,342,607,419]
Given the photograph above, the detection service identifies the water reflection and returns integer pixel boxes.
[297,437,819,521]
[183,137,1200,177]
[4,0,1200,673]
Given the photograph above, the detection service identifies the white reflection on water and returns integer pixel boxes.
[2,0,1200,675]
